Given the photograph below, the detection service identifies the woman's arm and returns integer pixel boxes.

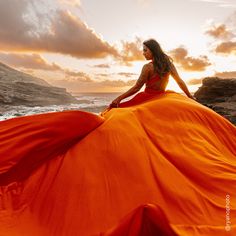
[110,64,150,107]
[170,63,195,99]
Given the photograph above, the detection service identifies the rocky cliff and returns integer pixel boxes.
[194,77,236,124]
[0,62,78,106]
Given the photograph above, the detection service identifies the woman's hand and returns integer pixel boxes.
[109,97,122,108]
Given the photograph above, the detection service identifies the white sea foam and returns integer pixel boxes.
[0,93,120,121]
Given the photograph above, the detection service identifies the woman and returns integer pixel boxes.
[109,39,194,108]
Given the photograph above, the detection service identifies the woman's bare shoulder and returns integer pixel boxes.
[142,62,153,71]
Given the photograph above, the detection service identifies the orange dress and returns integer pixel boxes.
[119,73,165,108]
[0,91,236,236]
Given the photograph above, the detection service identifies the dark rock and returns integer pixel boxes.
[194,77,236,125]
[0,62,79,106]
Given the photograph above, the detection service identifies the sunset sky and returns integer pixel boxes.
[0,0,236,93]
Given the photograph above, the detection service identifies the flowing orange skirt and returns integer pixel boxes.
[0,91,236,236]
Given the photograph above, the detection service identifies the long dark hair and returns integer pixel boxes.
[143,39,173,78]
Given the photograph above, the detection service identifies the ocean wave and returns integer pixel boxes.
[0,93,118,121]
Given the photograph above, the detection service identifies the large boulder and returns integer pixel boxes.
[0,62,79,106]
[194,77,236,124]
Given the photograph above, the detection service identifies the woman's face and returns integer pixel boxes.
[143,45,153,60]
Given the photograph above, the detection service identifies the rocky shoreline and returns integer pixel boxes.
[0,62,79,106]
[194,77,236,125]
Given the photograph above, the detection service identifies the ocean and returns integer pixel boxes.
[0,92,122,121]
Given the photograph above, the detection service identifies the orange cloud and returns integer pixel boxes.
[215,41,236,54]
[99,79,136,87]
[204,14,236,55]
[92,64,111,68]
[43,11,119,58]
[49,77,137,93]
[49,79,94,92]
[0,52,94,83]
[0,1,148,64]
[215,70,236,78]
[205,24,234,39]
[63,70,93,82]
[95,72,138,80]
[187,78,203,85]
[118,37,144,66]
[48,78,137,93]
[95,73,110,78]
[117,72,137,78]
[0,1,118,59]
[169,47,211,71]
